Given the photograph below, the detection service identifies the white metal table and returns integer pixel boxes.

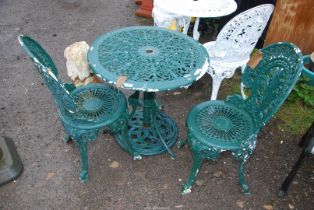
[154,0,237,40]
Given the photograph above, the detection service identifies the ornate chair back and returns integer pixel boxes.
[18,35,76,113]
[215,4,274,63]
[240,42,303,131]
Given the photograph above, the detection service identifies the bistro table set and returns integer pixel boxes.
[17,0,307,196]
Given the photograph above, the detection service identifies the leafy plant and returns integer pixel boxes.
[289,76,314,107]
[276,99,314,135]
[275,76,314,135]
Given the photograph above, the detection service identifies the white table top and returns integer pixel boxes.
[154,0,237,18]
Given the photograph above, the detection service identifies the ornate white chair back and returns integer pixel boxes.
[215,4,274,63]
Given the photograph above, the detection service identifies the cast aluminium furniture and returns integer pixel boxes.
[181,42,303,195]
[203,4,274,100]
[154,0,237,40]
[18,35,139,182]
[88,26,209,158]
[278,121,314,197]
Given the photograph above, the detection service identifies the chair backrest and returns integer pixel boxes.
[241,42,303,130]
[215,4,274,61]
[18,35,76,113]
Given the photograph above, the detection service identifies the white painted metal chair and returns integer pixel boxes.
[204,4,274,100]
[152,5,190,34]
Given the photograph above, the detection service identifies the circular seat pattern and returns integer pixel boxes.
[187,101,255,149]
[62,84,126,128]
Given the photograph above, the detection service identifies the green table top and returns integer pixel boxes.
[88,26,209,92]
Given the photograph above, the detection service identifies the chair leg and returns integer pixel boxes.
[182,152,203,195]
[298,134,308,147]
[279,122,314,197]
[182,17,191,35]
[77,141,89,182]
[192,17,200,40]
[278,145,309,197]
[298,122,314,147]
[239,160,250,195]
[210,77,223,100]
[121,128,142,160]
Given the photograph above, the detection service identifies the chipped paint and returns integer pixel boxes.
[18,36,24,46]
[183,74,193,80]
[195,58,209,81]
[96,74,104,80]
[122,83,134,88]
[180,85,190,89]
[147,88,159,92]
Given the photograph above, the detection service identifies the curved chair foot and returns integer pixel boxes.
[79,170,89,183]
[120,129,142,160]
[239,160,250,195]
[181,153,203,195]
[277,190,287,198]
[182,184,192,195]
[133,153,142,160]
[240,183,251,195]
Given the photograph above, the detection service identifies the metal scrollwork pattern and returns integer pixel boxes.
[187,133,221,160]
[204,4,274,100]
[18,35,76,113]
[88,26,209,92]
[69,85,124,122]
[183,42,303,195]
[194,101,254,144]
[19,35,136,182]
[241,42,303,130]
[215,4,274,62]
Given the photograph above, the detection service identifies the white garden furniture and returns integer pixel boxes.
[154,0,237,40]
[152,5,190,34]
[204,4,274,100]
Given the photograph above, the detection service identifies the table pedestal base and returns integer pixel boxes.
[115,110,178,156]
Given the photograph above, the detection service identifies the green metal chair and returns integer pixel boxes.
[18,35,140,182]
[182,42,303,195]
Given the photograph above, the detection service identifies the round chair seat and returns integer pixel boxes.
[61,84,127,129]
[204,41,249,69]
[187,100,255,150]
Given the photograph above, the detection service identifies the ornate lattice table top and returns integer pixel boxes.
[154,0,237,18]
[88,26,209,92]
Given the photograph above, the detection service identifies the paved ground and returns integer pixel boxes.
[0,0,313,209]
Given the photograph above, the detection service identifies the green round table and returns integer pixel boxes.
[88,26,209,157]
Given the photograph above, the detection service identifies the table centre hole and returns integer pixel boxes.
[146,49,154,54]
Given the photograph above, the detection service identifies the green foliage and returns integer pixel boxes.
[276,99,314,135]
[289,76,314,107]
